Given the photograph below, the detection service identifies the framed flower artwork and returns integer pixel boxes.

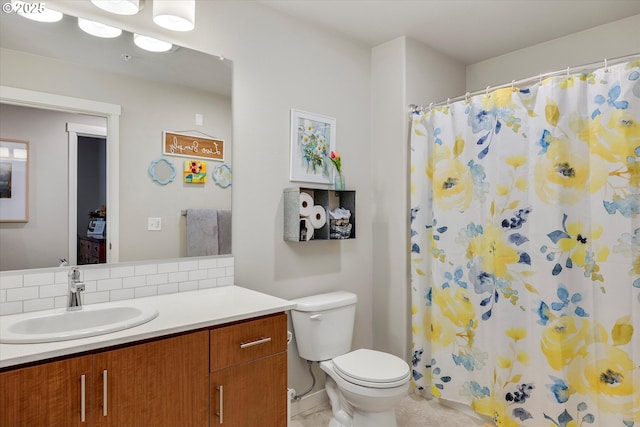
[289,109,336,184]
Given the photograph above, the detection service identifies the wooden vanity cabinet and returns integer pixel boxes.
[0,331,209,427]
[0,355,92,427]
[210,313,288,427]
[92,330,209,427]
[0,312,288,427]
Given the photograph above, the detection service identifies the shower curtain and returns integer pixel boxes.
[410,59,639,426]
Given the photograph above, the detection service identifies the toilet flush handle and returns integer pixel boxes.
[310,313,323,321]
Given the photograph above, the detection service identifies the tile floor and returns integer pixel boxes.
[291,393,490,427]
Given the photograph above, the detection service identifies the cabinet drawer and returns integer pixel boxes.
[210,312,287,372]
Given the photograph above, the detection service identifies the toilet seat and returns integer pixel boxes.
[332,349,410,389]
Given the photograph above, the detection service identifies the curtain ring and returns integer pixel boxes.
[428,102,433,112]
[566,66,571,77]
[485,86,490,96]
[604,58,609,73]
[511,80,515,91]
[465,92,470,103]
[539,73,542,86]
[446,98,450,106]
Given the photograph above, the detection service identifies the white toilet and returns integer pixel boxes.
[290,291,410,427]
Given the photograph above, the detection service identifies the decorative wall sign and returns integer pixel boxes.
[0,139,29,222]
[290,109,336,184]
[163,131,224,162]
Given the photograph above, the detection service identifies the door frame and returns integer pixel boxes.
[0,85,121,264]
[67,124,107,265]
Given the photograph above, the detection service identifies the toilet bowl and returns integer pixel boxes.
[320,349,410,427]
[290,291,411,427]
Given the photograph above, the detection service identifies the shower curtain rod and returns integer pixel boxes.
[409,52,640,113]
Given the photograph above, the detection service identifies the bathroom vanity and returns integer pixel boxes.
[0,286,293,427]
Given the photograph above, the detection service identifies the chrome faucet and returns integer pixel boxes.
[67,267,85,311]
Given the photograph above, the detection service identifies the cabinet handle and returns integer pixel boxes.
[103,369,108,417]
[239,336,272,348]
[80,374,86,423]
[216,385,224,424]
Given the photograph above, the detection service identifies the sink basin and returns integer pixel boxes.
[0,304,159,344]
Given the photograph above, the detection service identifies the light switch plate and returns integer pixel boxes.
[147,217,162,231]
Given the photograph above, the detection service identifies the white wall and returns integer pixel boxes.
[466,14,640,91]
[0,104,106,271]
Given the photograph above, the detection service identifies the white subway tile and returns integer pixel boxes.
[54,296,67,308]
[217,277,234,287]
[0,275,23,289]
[135,264,157,276]
[135,286,157,298]
[39,284,67,298]
[178,281,198,292]
[168,271,189,283]
[189,270,207,281]
[23,272,54,287]
[198,258,218,269]
[207,268,226,279]
[147,274,168,286]
[157,263,179,274]
[84,281,98,293]
[24,298,54,313]
[0,301,22,315]
[110,266,135,278]
[111,288,135,301]
[82,268,110,281]
[54,271,68,284]
[123,276,146,288]
[0,290,5,302]
[225,266,234,277]
[7,286,39,302]
[84,292,110,305]
[179,260,199,271]
[198,278,217,289]
[97,278,123,292]
[158,283,179,295]
[217,257,234,268]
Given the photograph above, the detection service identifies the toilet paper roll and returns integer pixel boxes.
[300,218,315,241]
[310,205,327,229]
[299,192,314,217]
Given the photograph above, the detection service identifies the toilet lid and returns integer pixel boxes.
[332,349,410,387]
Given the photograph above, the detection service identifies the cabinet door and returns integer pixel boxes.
[93,330,209,427]
[0,355,93,427]
[210,352,287,427]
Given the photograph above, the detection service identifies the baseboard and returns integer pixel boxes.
[290,389,329,417]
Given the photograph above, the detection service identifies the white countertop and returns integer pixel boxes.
[0,286,295,369]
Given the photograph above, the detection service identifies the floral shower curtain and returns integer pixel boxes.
[409,59,639,426]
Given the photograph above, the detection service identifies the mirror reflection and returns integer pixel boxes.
[0,11,233,271]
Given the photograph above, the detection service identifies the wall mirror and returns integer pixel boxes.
[0,10,233,271]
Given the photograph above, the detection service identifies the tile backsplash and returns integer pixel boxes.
[0,256,234,316]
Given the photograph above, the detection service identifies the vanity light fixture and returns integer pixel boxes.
[78,18,123,38]
[153,0,195,32]
[11,0,63,22]
[90,0,141,16]
[133,33,173,52]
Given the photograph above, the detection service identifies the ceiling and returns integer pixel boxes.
[0,9,232,97]
[258,0,640,64]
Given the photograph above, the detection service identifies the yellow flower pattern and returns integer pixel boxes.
[410,59,640,426]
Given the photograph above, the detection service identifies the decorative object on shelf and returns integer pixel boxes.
[163,131,225,162]
[329,208,352,239]
[148,157,177,185]
[213,164,232,188]
[184,160,207,183]
[87,205,107,237]
[330,150,345,190]
[0,139,29,222]
[290,109,336,184]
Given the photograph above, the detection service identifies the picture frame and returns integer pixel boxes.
[163,131,224,162]
[290,109,336,184]
[0,139,29,222]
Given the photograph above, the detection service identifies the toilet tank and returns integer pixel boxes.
[290,291,357,361]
